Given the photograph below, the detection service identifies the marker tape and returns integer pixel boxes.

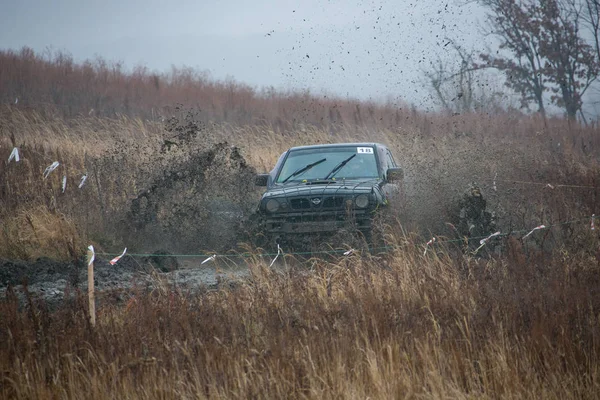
[79,174,88,189]
[8,147,19,163]
[424,237,436,256]
[109,248,127,265]
[43,161,59,179]
[479,231,501,245]
[592,215,596,231]
[88,245,95,266]
[343,249,354,256]
[269,244,282,267]
[62,176,67,193]
[522,225,546,239]
[472,231,501,255]
[201,255,216,264]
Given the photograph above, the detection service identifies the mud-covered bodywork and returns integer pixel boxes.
[255,143,403,241]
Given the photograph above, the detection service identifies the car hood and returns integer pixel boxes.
[263,179,379,198]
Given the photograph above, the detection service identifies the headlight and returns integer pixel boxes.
[355,194,369,208]
[266,199,280,212]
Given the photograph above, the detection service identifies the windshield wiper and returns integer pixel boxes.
[281,158,327,183]
[323,154,356,180]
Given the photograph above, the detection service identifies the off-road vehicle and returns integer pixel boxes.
[254,142,403,248]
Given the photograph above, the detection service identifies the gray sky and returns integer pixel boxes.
[1,0,490,108]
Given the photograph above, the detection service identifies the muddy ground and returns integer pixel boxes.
[0,254,253,307]
[0,184,496,306]
[0,111,501,306]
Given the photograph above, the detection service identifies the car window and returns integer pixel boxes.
[385,150,397,168]
[276,146,379,183]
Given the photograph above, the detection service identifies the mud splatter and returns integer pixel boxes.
[126,141,259,253]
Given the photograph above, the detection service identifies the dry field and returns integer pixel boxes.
[1,48,600,398]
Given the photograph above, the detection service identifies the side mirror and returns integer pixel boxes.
[255,174,269,187]
[387,167,404,182]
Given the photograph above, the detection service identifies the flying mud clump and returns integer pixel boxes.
[126,142,259,253]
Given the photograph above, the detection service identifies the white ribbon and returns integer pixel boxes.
[78,174,88,189]
[522,225,546,239]
[343,249,354,256]
[269,244,282,267]
[592,215,596,231]
[479,231,501,245]
[473,231,501,255]
[8,147,19,163]
[88,245,95,266]
[43,161,59,179]
[62,176,67,193]
[423,237,436,256]
[201,254,216,265]
[109,248,127,265]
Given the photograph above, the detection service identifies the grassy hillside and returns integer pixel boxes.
[1,47,600,398]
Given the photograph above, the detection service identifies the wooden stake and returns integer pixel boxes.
[87,245,96,327]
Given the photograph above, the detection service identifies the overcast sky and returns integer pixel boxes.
[1,0,491,108]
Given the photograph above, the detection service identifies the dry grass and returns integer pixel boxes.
[1,45,600,399]
[1,238,600,398]
[2,104,598,258]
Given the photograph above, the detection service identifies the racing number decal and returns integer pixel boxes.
[357,147,373,154]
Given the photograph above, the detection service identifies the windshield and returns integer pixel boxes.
[276,146,379,183]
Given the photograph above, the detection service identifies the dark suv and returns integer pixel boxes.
[254,143,403,245]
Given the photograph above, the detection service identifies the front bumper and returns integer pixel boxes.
[263,209,373,234]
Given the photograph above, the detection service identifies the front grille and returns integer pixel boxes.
[265,209,372,233]
[289,195,347,210]
[323,196,345,208]
[290,198,311,209]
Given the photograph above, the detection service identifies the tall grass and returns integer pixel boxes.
[1,238,599,398]
[1,44,600,399]
[2,103,598,259]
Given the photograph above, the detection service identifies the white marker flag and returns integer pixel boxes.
[522,225,546,239]
[88,245,95,266]
[62,176,67,193]
[109,248,127,265]
[473,231,501,255]
[201,255,216,264]
[43,161,59,179]
[8,147,19,163]
[479,231,501,245]
[269,244,282,267]
[78,174,88,189]
[592,215,596,231]
[424,237,436,256]
[343,249,354,256]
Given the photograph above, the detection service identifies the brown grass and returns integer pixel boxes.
[0,47,600,398]
[2,238,600,398]
[1,103,598,258]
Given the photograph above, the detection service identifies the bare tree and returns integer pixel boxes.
[538,0,598,120]
[423,41,506,113]
[582,0,600,62]
[478,0,599,120]
[478,0,548,116]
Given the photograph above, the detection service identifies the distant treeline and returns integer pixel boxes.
[0,47,420,130]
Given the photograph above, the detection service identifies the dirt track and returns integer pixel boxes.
[0,178,497,306]
[0,255,251,306]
